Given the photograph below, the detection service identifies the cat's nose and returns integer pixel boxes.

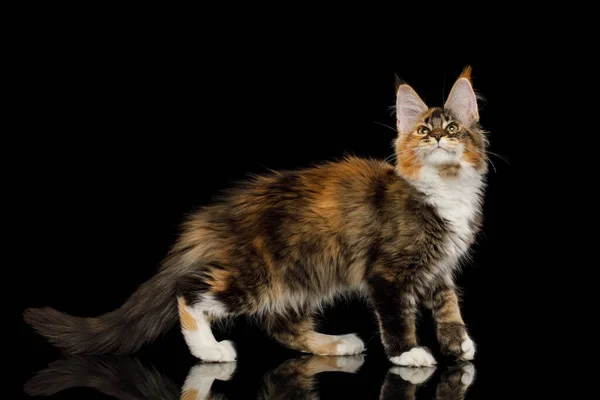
[431,129,443,142]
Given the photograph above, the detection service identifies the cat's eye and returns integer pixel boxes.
[417,126,429,136]
[446,123,459,133]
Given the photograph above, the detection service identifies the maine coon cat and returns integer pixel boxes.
[25,67,487,367]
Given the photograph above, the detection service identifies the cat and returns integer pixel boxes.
[24,67,488,367]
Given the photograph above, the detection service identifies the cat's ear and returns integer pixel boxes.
[395,84,428,135]
[444,67,479,126]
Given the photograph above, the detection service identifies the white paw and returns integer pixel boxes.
[460,362,475,386]
[335,334,365,355]
[460,337,475,360]
[390,348,437,367]
[390,366,436,384]
[333,355,365,373]
[192,340,237,362]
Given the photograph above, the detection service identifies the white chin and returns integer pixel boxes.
[424,149,459,165]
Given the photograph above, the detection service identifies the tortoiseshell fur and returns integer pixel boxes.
[25,68,488,367]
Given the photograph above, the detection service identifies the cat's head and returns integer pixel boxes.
[394,67,488,179]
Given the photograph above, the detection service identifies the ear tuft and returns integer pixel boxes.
[458,65,473,81]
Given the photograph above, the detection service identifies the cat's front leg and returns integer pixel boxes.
[426,283,475,361]
[367,275,436,367]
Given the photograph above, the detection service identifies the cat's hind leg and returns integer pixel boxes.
[265,312,365,356]
[177,296,236,362]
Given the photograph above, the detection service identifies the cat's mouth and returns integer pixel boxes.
[430,146,455,154]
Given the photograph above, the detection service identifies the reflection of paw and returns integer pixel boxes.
[460,338,475,361]
[389,366,436,384]
[188,362,237,381]
[192,340,237,362]
[333,355,365,373]
[459,362,475,386]
[390,348,437,367]
[436,362,475,398]
[334,334,365,355]
[182,361,237,400]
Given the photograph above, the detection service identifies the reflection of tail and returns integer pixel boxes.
[23,355,180,399]
[24,267,179,355]
[259,355,365,400]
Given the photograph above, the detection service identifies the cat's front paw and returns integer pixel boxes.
[389,347,437,367]
[459,337,475,360]
[437,323,475,361]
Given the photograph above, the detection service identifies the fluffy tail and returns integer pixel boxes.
[24,268,180,355]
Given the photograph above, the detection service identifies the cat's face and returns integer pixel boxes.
[394,68,487,179]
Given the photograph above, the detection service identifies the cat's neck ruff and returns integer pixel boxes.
[411,162,485,258]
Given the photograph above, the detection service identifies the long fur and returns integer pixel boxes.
[24,67,488,364]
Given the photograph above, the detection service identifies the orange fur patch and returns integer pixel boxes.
[304,332,341,355]
[253,237,276,271]
[181,389,199,400]
[435,291,464,324]
[461,145,484,170]
[178,297,198,331]
[206,269,230,293]
[395,135,423,180]
[301,356,341,375]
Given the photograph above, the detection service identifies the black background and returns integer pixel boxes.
[14,7,583,399]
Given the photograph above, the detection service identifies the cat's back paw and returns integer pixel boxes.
[333,334,365,355]
[191,340,237,363]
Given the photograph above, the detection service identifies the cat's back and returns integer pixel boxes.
[182,157,405,242]
[234,156,404,213]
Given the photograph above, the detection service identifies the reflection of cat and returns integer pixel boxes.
[258,355,364,399]
[380,363,475,400]
[23,354,363,400]
[24,354,472,399]
[434,363,475,400]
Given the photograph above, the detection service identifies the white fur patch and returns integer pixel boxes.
[390,366,436,384]
[414,164,484,275]
[460,337,475,360]
[334,334,365,356]
[390,347,437,367]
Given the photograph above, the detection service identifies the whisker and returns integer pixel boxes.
[486,151,511,165]
[373,121,397,132]
[486,156,497,173]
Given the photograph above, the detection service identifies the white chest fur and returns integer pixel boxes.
[414,163,485,266]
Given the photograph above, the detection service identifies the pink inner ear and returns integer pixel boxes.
[444,78,479,126]
[396,85,428,135]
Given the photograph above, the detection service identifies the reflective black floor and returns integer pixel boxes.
[24,353,477,399]
[20,312,525,399]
